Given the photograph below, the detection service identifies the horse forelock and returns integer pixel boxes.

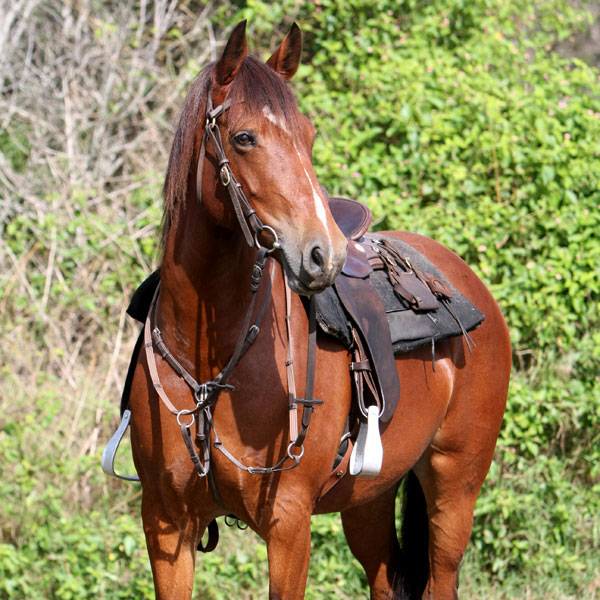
[161,55,302,248]
[225,55,301,133]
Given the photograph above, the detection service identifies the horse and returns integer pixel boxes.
[126,20,511,600]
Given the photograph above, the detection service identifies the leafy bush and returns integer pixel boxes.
[234,0,600,586]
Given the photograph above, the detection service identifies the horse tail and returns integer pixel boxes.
[394,470,430,599]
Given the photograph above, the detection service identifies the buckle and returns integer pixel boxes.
[295,397,323,407]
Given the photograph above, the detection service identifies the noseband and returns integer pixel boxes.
[196,93,280,251]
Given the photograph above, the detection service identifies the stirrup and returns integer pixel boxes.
[349,405,383,478]
[101,409,140,482]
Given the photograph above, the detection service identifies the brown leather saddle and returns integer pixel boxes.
[323,196,484,424]
[327,196,399,422]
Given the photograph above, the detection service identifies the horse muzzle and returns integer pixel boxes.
[281,237,347,294]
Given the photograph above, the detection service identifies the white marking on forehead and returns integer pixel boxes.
[262,105,289,133]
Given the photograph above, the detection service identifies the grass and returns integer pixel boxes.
[1,368,598,599]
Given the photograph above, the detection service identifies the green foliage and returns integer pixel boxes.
[0,388,153,600]
[472,452,600,584]
[0,126,30,173]
[230,0,600,586]
[226,0,600,591]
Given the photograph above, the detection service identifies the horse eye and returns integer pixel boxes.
[233,131,256,147]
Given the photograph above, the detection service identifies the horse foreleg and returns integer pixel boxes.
[340,483,402,600]
[262,503,312,600]
[141,490,200,600]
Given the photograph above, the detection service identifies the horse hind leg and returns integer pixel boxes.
[412,362,507,598]
[341,481,428,600]
[411,449,483,600]
[412,410,505,599]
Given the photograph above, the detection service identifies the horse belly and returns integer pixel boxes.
[314,344,453,514]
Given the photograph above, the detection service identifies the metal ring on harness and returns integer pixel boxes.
[220,165,231,187]
[194,384,210,408]
[287,441,305,461]
[357,401,385,421]
[255,225,280,254]
[176,410,196,428]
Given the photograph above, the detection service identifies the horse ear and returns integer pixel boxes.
[266,22,302,80]
[214,21,248,86]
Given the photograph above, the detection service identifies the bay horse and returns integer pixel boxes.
[126,20,511,600]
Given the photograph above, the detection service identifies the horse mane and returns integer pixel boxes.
[161,55,301,247]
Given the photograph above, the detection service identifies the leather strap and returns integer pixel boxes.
[284,278,299,442]
[211,406,304,474]
[317,438,354,500]
[370,238,444,311]
[143,286,180,415]
[198,94,265,247]
[294,296,321,447]
[212,247,271,388]
[283,273,322,447]
[196,99,232,205]
[197,519,219,553]
[350,329,381,419]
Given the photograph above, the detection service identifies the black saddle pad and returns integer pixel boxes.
[314,234,485,354]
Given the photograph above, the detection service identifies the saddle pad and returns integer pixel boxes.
[314,234,485,354]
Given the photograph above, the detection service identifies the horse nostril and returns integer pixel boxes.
[311,246,324,269]
[300,242,340,288]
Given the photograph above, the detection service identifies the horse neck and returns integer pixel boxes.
[157,200,259,376]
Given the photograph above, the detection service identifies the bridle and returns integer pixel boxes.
[143,89,321,490]
[196,93,279,250]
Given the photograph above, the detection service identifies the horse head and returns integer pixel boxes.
[195,21,348,294]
